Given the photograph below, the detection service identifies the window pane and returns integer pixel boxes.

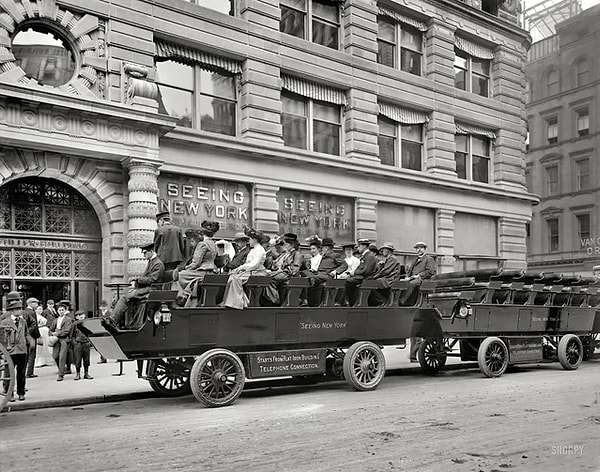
[577,160,589,190]
[157,85,193,127]
[378,135,395,166]
[454,68,466,90]
[312,20,338,49]
[198,0,234,15]
[401,140,422,170]
[471,58,489,75]
[401,124,422,142]
[282,114,307,149]
[400,49,421,76]
[156,60,194,90]
[471,136,489,156]
[314,101,339,123]
[281,0,305,9]
[577,214,590,239]
[400,26,421,52]
[199,70,235,99]
[455,134,468,152]
[548,219,559,252]
[455,152,467,179]
[199,96,235,135]
[454,52,467,70]
[472,155,489,183]
[313,120,340,155]
[379,117,396,137]
[472,74,488,97]
[282,94,307,115]
[281,6,305,38]
[312,0,338,22]
[378,18,395,43]
[378,41,395,67]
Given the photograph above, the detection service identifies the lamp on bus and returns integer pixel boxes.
[154,303,172,326]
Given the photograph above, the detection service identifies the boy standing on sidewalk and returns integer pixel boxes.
[73,310,93,381]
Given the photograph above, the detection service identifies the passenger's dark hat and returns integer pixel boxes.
[243,225,264,242]
[368,244,379,254]
[357,238,370,246]
[156,211,170,220]
[380,241,395,251]
[283,233,298,242]
[341,242,356,249]
[233,232,250,241]
[140,242,155,252]
[200,220,220,236]
[6,291,22,311]
[305,235,322,247]
[322,237,335,247]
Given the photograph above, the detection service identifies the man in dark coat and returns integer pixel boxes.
[48,301,74,381]
[154,211,185,270]
[368,242,401,306]
[22,297,41,378]
[110,242,165,329]
[226,233,251,272]
[1,291,28,401]
[42,299,57,324]
[303,237,344,306]
[345,238,377,307]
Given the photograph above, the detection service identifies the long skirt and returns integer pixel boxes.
[35,326,55,367]
[221,269,267,310]
[177,269,210,298]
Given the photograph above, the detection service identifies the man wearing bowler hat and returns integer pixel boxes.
[345,238,378,307]
[154,211,185,288]
[1,292,28,400]
[401,241,436,361]
[108,242,165,330]
[22,297,41,378]
[368,242,402,306]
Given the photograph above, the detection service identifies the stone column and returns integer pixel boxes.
[356,198,377,241]
[123,158,161,280]
[254,183,280,237]
[498,216,528,270]
[436,209,456,273]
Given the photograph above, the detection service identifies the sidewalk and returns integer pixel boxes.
[1,346,466,413]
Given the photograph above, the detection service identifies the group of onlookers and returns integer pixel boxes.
[1,295,96,402]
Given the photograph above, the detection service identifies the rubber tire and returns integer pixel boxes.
[147,358,192,397]
[418,338,448,374]
[558,334,583,370]
[477,337,509,378]
[190,349,245,408]
[342,341,386,391]
[0,343,15,411]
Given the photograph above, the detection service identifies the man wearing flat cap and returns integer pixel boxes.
[48,300,75,381]
[263,233,303,305]
[154,211,185,287]
[345,238,378,306]
[22,297,41,378]
[369,242,402,306]
[225,232,251,272]
[108,242,165,329]
[1,292,28,400]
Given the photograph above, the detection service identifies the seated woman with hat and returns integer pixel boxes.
[262,233,303,306]
[175,220,220,306]
[220,226,268,309]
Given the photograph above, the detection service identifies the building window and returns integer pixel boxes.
[576,108,589,136]
[377,116,423,170]
[281,92,341,156]
[377,17,423,76]
[576,159,590,191]
[182,0,235,14]
[455,134,490,183]
[454,49,490,97]
[546,69,558,97]
[577,214,590,241]
[547,218,559,252]
[156,60,237,135]
[280,0,340,50]
[545,165,559,196]
[575,59,589,87]
[546,117,558,144]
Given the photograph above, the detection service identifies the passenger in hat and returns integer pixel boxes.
[0,292,28,401]
[220,226,269,309]
[48,300,74,382]
[368,242,401,306]
[302,237,345,307]
[22,297,41,379]
[401,241,437,362]
[225,232,251,273]
[344,238,378,307]
[107,241,165,330]
[214,239,235,273]
[154,210,185,286]
[263,232,303,306]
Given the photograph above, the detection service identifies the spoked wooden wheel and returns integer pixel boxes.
[343,341,386,391]
[190,349,245,407]
[0,343,15,411]
[558,334,583,370]
[147,357,193,397]
[418,338,448,374]
[477,337,509,378]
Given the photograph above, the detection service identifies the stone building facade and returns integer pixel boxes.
[0,0,533,312]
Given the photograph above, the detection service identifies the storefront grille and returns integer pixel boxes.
[46,252,72,278]
[0,250,10,276]
[74,253,99,278]
[14,250,43,277]
[10,249,99,279]
[15,205,43,232]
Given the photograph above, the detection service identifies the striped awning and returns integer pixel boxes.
[456,122,496,139]
[455,36,494,60]
[281,75,346,106]
[378,102,429,124]
[378,6,428,32]
[155,40,242,74]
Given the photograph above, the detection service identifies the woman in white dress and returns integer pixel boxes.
[220,227,267,309]
[35,305,55,367]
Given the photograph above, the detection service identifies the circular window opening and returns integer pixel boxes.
[12,26,76,87]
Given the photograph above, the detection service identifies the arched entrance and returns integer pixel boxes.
[0,177,102,315]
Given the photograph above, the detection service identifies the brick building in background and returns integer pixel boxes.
[0,0,534,311]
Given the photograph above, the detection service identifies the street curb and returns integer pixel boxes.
[2,363,477,413]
